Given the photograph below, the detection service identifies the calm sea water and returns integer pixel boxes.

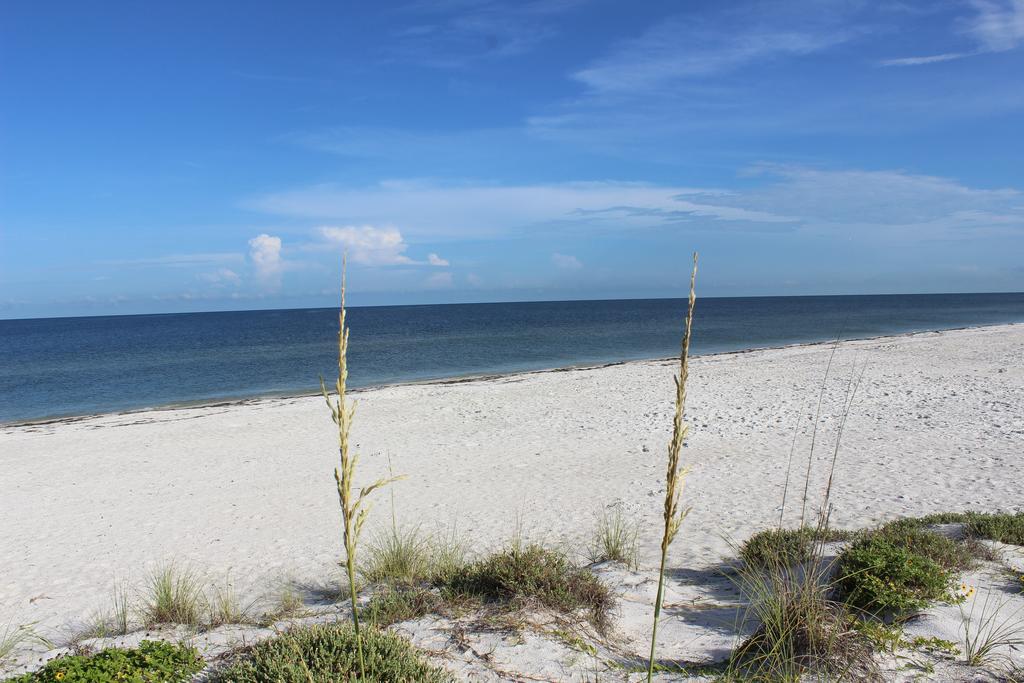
[2,293,1023,424]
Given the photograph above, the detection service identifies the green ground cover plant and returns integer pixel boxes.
[207,624,451,683]
[836,526,973,613]
[7,640,202,683]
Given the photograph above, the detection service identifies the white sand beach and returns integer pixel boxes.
[3,323,1023,678]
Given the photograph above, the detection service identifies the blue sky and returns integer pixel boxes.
[2,0,1023,318]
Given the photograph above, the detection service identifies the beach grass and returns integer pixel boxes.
[587,506,640,569]
[140,563,205,627]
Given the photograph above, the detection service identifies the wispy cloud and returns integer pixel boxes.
[572,7,856,94]
[881,0,1024,65]
[251,168,1023,245]
[384,0,586,67]
[879,51,975,66]
[99,252,243,268]
[248,180,795,240]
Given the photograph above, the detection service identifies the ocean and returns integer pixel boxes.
[2,292,1023,424]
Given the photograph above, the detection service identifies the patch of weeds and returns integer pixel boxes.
[1,623,50,667]
[907,636,959,657]
[140,564,205,627]
[207,572,252,626]
[442,544,613,633]
[8,640,203,683]
[546,628,598,656]
[586,507,639,569]
[850,619,905,654]
[362,586,445,627]
[883,511,1024,546]
[207,624,452,682]
[836,527,972,613]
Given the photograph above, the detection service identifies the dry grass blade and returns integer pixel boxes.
[647,251,698,682]
[322,256,405,678]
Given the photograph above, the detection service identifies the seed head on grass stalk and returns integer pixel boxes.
[321,257,404,678]
[647,252,697,683]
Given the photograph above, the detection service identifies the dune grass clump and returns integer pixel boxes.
[8,640,203,683]
[208,624,451,683]
[361,525,468,588]
[140,564,205,627]
[836,526,973,614]
[728,562,876,682]
[444,544,613,632]
[646,252,698,681]
[587,507,640,569]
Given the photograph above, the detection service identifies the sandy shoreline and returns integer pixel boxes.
[4,321,1012,430]
[2,322,1023,643]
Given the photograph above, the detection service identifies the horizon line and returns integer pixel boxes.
[3,289,1024,323]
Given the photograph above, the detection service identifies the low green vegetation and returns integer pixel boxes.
[836,525,975,613]
[444,544,613,632]
[207,624,451,683]
[362,586,445,627]
[739,526,854,569]
[7,640,202,683]
[882,511,1024,545]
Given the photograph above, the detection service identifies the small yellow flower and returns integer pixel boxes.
[55,673,65,681]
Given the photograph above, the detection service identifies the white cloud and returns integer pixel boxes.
[552,252,583,270]
[248,234,283,288]
[317,224,449,267]
[966,0,1024,52]
[320,225,415,265]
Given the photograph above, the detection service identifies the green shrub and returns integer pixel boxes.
[443,544,612,632]
[836,528,966,613]
[207,624,451,682]
[740,527,854,569]
[9,640,202,683]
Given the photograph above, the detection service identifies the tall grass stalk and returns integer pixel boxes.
[647,252,697,682]
[321,257,403,677]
